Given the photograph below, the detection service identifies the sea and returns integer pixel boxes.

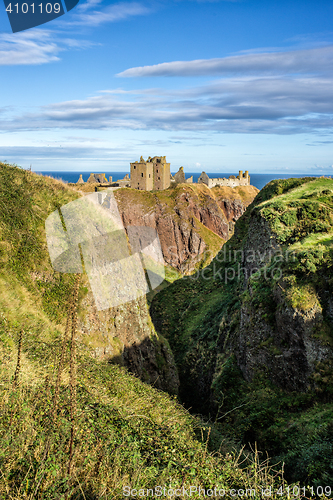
[35,171,329,192]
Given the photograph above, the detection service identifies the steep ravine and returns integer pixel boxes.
[75,183,258,391]
[3,164,333,487]
[0,164,258,398]
[3,163,290,496]
[151,177,333,403]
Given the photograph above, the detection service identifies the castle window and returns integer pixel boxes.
[141,173,143,177]
[149,174,151,178]
[133,166,136,169]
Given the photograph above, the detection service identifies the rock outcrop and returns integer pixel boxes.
[74,183,257,390]
[115,183,258,274]
[74,183,258,390]
[77,285,179,394]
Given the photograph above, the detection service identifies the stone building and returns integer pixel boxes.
[172,166,193,185]
[173,166,186,184]
[198,170,250,188]
[115,174,131,188]
[86,173,109,184]
[130,156,170,191]
[76,174,112,185]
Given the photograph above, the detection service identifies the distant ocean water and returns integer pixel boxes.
[36,171,329,192]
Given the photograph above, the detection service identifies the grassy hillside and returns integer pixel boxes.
[0,163,295,499]
[151,176,333,487]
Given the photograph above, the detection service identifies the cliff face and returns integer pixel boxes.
[74,183,257,390]
[76,183,257,389]
[0,164,177,395]
[228,211,333,392]
[151,176,333,407]
[150,177,333,483]
[77,285,179,394]
[115,183,258,274]
[0,163,259,398]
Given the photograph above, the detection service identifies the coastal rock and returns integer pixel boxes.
[115,184,258,274]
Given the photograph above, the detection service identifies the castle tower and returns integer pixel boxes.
[151,156,170,190]
[130,156,153,190]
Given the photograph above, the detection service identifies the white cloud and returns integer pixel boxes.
[0,29,95,66]
[117,46,333,77]
[0,145,120,158]
[0,30,62,66]
[2,38,333,135]
[68,1,151,26]
[0,1,151,66]
[76,0,104,13]
[1,73,333,135]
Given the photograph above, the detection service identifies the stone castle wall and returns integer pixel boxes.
[76,164,251,192]
[152,156,170,191]
[130,156,170,191]
[130,157,154,190]
[199,170,250,189]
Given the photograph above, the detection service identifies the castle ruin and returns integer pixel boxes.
[130,156,170,191]
[75,161,251,192]
[86,173,109,184]
[172,166,193,185]
[198,170,250,188]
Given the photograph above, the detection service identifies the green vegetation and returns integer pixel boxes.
[0,163,297,498]
[151,176,333,487]
[2,309,282,499]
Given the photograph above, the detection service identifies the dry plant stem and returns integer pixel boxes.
[12,329,23,388]
[201,426,211,465]
[51,302,73,423]
[33,287,77,498]
[68,274,80,476]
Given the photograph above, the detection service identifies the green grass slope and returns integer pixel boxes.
[151,176,333,487]
[0,163,295,499]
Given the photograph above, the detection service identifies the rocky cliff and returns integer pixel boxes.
[2,163,279,497]
[114,183,258,274]
[151,176,333,403]
[77,284,179,394]
[0,165,177,394]
[150,177,333,484]
[76,183,257,389]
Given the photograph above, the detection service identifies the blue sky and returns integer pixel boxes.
[0,0,333,173]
